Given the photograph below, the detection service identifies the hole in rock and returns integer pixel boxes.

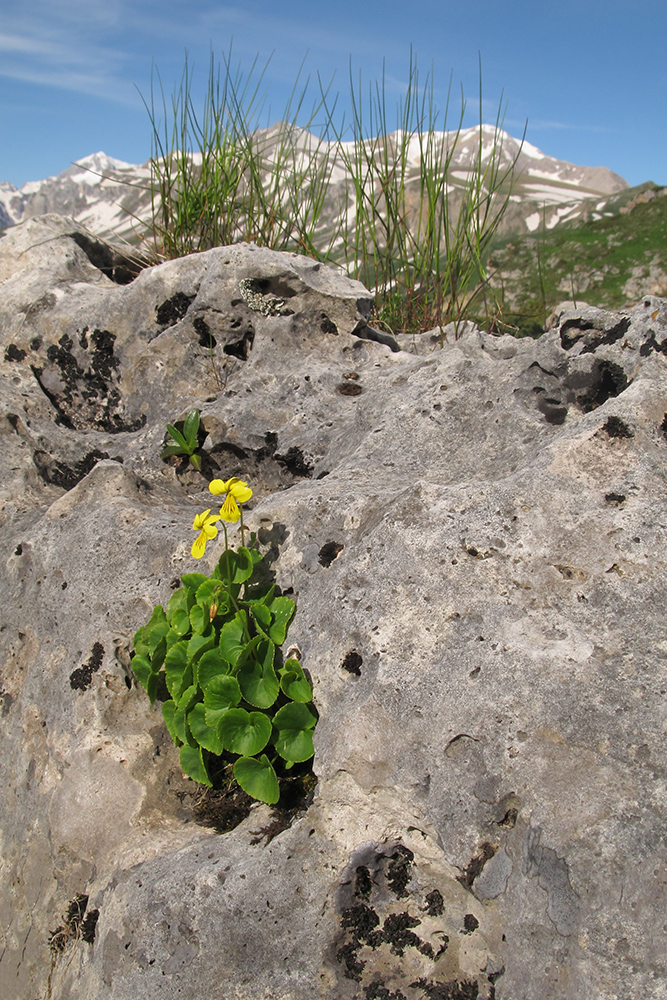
[318,541,343,567]
[69,231,149,284]
[223,329,255,360]
[337,381,364,396]
[605,492,626,505]
[578,360,630,412]
[193,315,216,349]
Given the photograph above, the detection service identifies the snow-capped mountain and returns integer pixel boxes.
[0,128,629,246]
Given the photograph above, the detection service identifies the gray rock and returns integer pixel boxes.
[1,215,667,1000]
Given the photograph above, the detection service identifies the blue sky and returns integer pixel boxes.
[1,0,666,188]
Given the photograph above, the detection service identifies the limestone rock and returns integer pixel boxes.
[1,215,667,1000]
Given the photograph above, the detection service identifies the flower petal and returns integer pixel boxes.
[229,481,252,502]
[193,508,212,530]
[191,531,207,559]
[208,480,226,496]
[203,522,219,540]
[219,494,241,522]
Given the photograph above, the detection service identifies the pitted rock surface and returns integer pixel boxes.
[1,215,667,1000]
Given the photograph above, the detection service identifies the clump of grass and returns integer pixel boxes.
[328,54,521,337]
[144,49,522,337]
[144,47,339,260]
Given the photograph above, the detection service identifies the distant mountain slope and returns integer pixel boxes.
[488,182,667,335]
[0,127,628,249]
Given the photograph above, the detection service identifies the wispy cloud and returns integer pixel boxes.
[506,116,617,134]
[0,2,137,103]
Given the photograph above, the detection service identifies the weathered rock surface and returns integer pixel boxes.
[1,215,667,1000]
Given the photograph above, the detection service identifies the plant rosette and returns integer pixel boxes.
[131,479,317,804]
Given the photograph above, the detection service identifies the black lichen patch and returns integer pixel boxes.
[559,316,630,354]
[338,381,364,396]
[341,903,381,943]
[363,981,408,1000]
[49,894,98,952]
[639,331,667,357]
[4,343,26,362]
[337,940,367,981]
[33,448,111,490]
[342,650,363,676]
[319,541,344,567]
[386,846,414,898]
[275,445,313,478]
[462,914,479,935]
[356,866,374,899]
[32,330,144,433]
[457,843,497,890]
[605,492,627,505]
[70,642,104,691]
[383,912,431,957]
[424,890,444,917]
[409,978,480,1000]
[602,415,633,438]
[156,291,195,328]
[580,316,630,354]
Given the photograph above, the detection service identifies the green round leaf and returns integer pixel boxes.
[272,702,317,762]
[180,744,212,786]
[266,595,295,644]
[164,641,190,699]
[218,614,248,666]
[279,659,312,703]
[171,608,192,638]
[203,675,242,726]
[131,653,153,689]
[233,754,279,804]
[162,700,180,745]
[187,631,214,662]
[238,660,279,709]
[181,572,209,593]
[237,639,279,708]
[197,648,232,689]
[166,587,189,623]
[219,708,271,756]
[196,578,220,606]
[189,603,208,635]
[188,702,223,755]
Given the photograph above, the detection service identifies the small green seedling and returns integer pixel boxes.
[162,409,203,470]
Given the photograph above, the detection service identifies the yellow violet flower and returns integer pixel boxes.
[191,509,221,559]
[208,477,253,523]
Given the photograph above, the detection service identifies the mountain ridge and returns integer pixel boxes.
[0,127,629,247]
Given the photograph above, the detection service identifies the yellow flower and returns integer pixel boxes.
[191,509,221,559]
[208,477,253,523]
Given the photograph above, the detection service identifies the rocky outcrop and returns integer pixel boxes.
[1,215,667,1000]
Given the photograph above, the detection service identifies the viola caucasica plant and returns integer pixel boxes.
[131,477,317,805]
